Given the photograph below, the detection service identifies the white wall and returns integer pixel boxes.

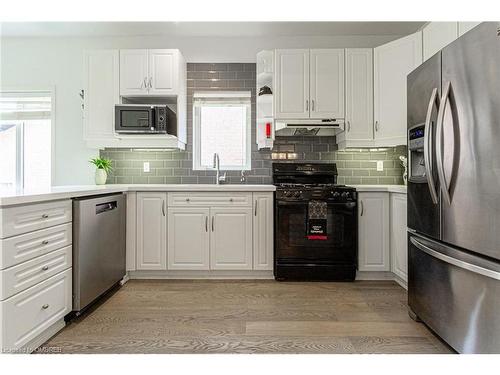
[0,33,402,185]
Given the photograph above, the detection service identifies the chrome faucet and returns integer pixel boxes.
[213,153,226,184]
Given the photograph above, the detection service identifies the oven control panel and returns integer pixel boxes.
[276,188,356,202]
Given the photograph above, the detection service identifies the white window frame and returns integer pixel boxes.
[192,91,252,171]
[0,88,55,188]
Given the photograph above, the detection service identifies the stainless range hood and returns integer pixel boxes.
[274,118,344,136]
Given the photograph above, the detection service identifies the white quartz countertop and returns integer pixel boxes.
[0,184,276,207]
[349,185,407,194]
[0,183,407,206]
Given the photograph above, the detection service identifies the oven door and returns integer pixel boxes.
[115,106,155,133]
[275,200,357,265]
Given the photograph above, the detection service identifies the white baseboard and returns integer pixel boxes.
[10,319,66,354]
[356,271,395,280]
[129,270,274,280]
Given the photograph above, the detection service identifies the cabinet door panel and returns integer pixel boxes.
[136,192,167,270]
[391,194,408,281]
[458,22,481,37]
[275,49,310,119]
[210,207,253,270]
[119,49,148,95]
[148,50,176,95]
[345,48,373,141]
[374,32,422,145]
[253,193,274,270]
[423,22,458,61]
[84,50,119,141]
[358,192,390,271]
[167,208,210,270]
[310,49,344,119]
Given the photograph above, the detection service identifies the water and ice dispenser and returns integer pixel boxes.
[408,124,427,182]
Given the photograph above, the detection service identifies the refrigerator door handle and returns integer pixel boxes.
[424,87,439,205]
[410,236,500,281]
[436,81,452,205]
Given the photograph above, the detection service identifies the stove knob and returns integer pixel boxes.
[341,192,349,199]
[332,191,340,198]
[293,191,301,198]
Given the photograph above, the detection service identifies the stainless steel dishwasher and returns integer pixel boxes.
[72,193,126,314]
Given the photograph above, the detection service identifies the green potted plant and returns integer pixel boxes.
[90,157,113,185]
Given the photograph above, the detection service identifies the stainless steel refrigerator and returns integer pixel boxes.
[407,22,500,354]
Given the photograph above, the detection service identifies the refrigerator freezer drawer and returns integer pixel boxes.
[408,234,500,353]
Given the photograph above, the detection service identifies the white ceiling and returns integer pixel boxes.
[0,22,426,38]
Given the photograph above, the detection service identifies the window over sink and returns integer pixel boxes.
[192,91,251,171]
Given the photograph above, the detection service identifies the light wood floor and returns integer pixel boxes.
[40,280,453,354]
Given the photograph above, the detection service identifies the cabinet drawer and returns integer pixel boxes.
[0,269,72,350]
[0,246,72,300]
[0,200,72,239]
[0,223,72,270]
[168,192,252,207]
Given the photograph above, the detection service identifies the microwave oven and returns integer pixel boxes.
[114,104,177,135]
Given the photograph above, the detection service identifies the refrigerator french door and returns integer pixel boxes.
[407,22,500,353]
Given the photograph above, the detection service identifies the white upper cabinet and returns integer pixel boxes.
[374,32,422,146]
[275,49,310,119]
[341,48,374,146]
[309,49,344,119]
[275,49,344,120]
[458,22,481,36]
[423,22,458,61]
[358,192,390,272]
[83,50,119,143]
[148,49,176,95]
[119,49,149,96]
[136,192,167,271]
[119,49,183,96]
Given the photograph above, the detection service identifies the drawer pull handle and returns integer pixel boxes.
[229,198,234,202]
[42,240,49,245]
[42,304,49,310]
[186,198,190,202]
[41,214,49,219]
[42,266,49,271]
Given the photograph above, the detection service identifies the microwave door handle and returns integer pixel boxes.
[424,87,439,205]
[436,81,452,205]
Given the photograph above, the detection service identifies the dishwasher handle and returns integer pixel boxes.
[95,201,117,214]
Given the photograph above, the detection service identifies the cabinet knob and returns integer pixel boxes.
[42,304,49,310]
[41,214,49,219]
[42,266,49,271]
[229,198,234,202]
[186,198,190,202]
[42,240,49,245]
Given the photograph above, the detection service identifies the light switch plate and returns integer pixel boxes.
[143,162,150,173]
[376,161,384,171]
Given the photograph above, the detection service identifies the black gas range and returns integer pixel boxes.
[273,163,358,281]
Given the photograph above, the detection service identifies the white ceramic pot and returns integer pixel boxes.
[95,169,107,185]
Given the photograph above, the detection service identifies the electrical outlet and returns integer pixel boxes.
[143,162,150,173]
[376,161,384,171]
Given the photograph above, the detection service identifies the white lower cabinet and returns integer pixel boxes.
[210,207,253,270]
[358,192,390,271]
[136,192,167,270]
[162,192,274,273]
[253,193,274,270]
[0,268,72,351]
[167,207,210,270]
[390,193,408,282]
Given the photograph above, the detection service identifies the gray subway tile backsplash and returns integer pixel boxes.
[101,63,407,186]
